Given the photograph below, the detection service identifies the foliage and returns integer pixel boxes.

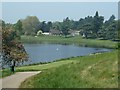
[1,11,119,40]
[2,25,28,67]
[22,16,40,36]
[93,11,104,38]
[98,15,117,40]
[81,23,94,38]
[52,21,62,30]
[61,17,71,37]
[14,20,23,35]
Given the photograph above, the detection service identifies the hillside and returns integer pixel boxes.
[20,50,118,88]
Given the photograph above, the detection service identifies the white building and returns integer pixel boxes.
[42,32,50,35]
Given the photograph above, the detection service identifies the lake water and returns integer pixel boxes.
[23,44,111,65]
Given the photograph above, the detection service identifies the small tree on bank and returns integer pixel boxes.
[2,27,28,72]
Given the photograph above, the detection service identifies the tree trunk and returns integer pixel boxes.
[13,60,16,67]
[11,60,16,73]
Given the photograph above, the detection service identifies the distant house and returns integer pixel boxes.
[36,30,43,36]
[35,30,50,36]
[49,29,62,36]
[68,30,80,36]
[74,31,80,35]
[82,33,86,38]
[42,32,50,35]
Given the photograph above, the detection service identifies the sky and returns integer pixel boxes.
[1,2,118,24]
[1,0,120,2]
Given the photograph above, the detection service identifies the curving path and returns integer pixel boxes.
[0,71,41,89]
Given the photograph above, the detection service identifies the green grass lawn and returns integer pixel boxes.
[20,50,118,88]
[0,69,15,78]
[16,59,77,72]
[21,35,117,49]
[1,59,77,78]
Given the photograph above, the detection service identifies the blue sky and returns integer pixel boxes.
[2,2,118,24]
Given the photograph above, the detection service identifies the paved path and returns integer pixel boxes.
[0,71,41,89]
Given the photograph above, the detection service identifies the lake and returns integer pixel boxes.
[23,43,111,65]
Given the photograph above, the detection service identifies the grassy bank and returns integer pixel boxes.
[20,50,118,88]
[16,60,76,72]
[1,59,77,78]
[0,69,15,78]
[21,35,117,49]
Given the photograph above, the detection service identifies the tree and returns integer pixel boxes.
[99,20,117,40]
[77,16,94,30]
[42,21,52,32]
[118,20,120,40]
[0,20,5,30]
[98,15,117,40]
[61,17,71,37]
[14,20,23,35]
[2,20,5,30]
[39,21,47,32]
[52,21,62,30]
[2,27,28,71]
[82,23,94,39]
[22,16,40,36]
[93,11,104,38]
[104,15,116,27]
[47,21,52,30]
[109,15,115,21]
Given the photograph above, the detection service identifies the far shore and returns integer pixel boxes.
[21,35,118,49]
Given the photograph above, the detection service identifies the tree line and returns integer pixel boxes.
[1,11,119,40]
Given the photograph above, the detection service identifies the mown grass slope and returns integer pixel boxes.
[16,59,77,72]
[20,50,118,88]
[0,59,77,78]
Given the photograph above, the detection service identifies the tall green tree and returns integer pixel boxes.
[22,16,40,35]
[93,11,104,38]
[14,20,23,35]
[40,21,52,32]
[61,17,71,37]
[82,23,94,38]
[47,21,52,30]
[39,21,47,32]
[98,15,117,40]
[52,21,62,30]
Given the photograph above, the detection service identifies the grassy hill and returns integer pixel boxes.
[20,50,118,88]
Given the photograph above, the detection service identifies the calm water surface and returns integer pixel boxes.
[24,44,111,65]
